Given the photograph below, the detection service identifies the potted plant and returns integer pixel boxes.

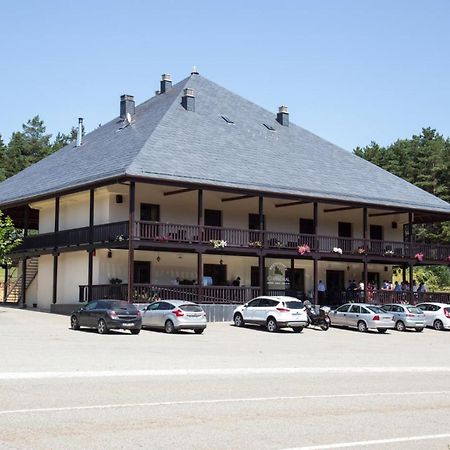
[415,252,424,262]
[297,244,311,255]
[210,239,227,249]
[332,247,343,255]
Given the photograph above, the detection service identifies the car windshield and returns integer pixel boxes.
[109,301,138,312]
[180,304,203,312]
[284,301,304,309]
[407,307,423,314]
[366,306,384,313]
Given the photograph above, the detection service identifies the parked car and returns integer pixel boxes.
[141,300,207,334]
[70,300,142,334]
[233,296,308,332]
[381,304,426,332]
[416,302,450,330]
[330,303,394,333]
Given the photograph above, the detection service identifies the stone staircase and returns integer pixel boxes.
[4,258,39,303]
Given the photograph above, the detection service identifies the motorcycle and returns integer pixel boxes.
[305,304,331,331]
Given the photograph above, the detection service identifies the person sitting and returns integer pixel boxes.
[232,277,241,286]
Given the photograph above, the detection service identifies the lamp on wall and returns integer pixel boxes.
[220,258,223,265]
[107,249,112,258]
[156,253,161,263]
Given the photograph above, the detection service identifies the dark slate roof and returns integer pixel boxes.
[1,73,450,216]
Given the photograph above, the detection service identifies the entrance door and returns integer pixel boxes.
[204,209,222,241]
[249,213,264,242]
[134,261,151,284]
[338,222,352,253]
[370,225,383,255]
[286,268,305,297]
[204,264,227,286]
[326,270,345,307]
[140,203,160,238]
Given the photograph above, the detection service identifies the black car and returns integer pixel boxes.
[70,300,142,334]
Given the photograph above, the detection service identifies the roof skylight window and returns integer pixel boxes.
[263,123,276,131]
[221,115,234,124]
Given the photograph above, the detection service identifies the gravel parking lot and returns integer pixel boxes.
[1,307,449,449]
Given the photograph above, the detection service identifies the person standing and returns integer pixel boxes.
[317,280,326,303]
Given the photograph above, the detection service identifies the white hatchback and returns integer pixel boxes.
[233,296,308,333]
[416,302,450,330]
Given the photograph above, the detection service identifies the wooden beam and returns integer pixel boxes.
[369,211,402,218]
[127,182,136,302]
[221,195,255,202]
[87,189,94,303]
[323,206,361,213]
[163,188,196,196]
[275,201,309,208]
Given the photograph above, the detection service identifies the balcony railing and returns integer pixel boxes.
[78,284,261,304]
[16,220,450,262]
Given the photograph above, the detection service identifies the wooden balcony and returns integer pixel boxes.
[16,220,450,263]
[79,284,261,304]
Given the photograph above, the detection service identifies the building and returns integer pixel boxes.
[1,69,450,312]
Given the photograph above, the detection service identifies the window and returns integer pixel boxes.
[85,301,98,310]
[247,299,262,308]
[285,301,304,309]
[141,203,160,222]
[147,302,160,311]
[180,304,203,313]
[417,304,428,311]
[382,305,392,312]
[262,123,275,131]
[407,307,423,314]
[349,305,361,313]
[158,302,174,310]
[336,304,350,313]
[299,218,315,235]
[360,307,371,314]
[221,115,234,124]
[259,298,278,307]
[366,306,384,314]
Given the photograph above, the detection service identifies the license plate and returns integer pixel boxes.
[122,323,134,327]
[187,314,201,318]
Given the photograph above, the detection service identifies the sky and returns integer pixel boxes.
[1,0,449,151]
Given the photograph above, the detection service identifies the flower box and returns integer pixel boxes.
[210,239,227,249]
[297,244,311,255]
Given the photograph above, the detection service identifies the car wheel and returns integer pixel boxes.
[357,321,368,332]
[266,317,278,333]
[415,327,424,332]
[70,315,80,330]
[395,320,406,332]
[292,327,303,333]
[97,319,108,334]
[233,313,244,327]
[165,320,176,334]
[194,328,204,334]
[433,319,444,331]
[377,328,387,334]
[130,329,140,335]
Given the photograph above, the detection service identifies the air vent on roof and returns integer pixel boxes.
[263,123,275,131]
[221,115,234,124]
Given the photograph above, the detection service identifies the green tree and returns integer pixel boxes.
[0,211,22,266]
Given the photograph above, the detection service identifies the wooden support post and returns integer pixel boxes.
[363,260,368,303]
[409,263,414,303]
[21,205,29,307]
[87,190,94,302]
[313,202,318,251]
[290,258,295,290]
[259,255,265,295]
[402,263,407,283]
[313,257,318,305]
[259,195,264,245]
[197,189,203,243]
[3,265,8,303]
[127,182,135,302]
[52,197,60,304]
[197,252,203,303]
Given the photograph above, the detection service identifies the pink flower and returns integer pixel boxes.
[297,244,311,255]
[415,252,424,262]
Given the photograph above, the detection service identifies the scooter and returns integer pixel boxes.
[305,304,331,330]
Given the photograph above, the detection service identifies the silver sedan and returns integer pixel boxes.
[330,303,394,333]
[141,300,207,334]
[381,304,426,332]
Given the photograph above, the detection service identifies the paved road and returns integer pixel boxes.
[0,307,449,449]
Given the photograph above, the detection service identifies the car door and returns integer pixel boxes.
[242,298,261,322]
[254,298,277,323]
[142,302,160,327]
[417,304,431,325]
[331,304,350,326]
[346,305,362,327]
[79,301,98,327]
[157,302,175,327]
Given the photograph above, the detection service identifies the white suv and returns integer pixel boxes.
[233,296,308,333]
[416,302,450,330]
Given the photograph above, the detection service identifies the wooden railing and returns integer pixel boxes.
[17,221,129,251]
[79,284,261,304]
[16,220,450,262]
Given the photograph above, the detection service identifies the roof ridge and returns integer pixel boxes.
[124,75,192,175]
